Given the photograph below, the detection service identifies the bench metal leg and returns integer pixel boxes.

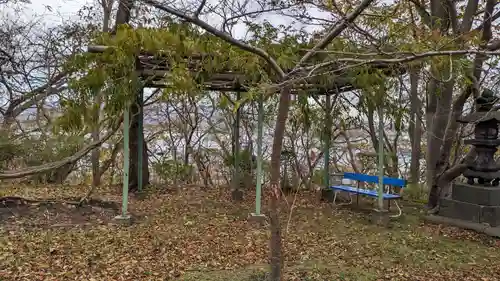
[333,191,353,206]
[389,200,402,218]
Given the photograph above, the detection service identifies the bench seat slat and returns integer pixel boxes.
[342,172,406,187]
[330,185,401,200]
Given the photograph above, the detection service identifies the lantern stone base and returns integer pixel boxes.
[451,183,500,206]
[437,182,500,227]
[425,215,500,238]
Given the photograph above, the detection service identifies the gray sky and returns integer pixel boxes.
[21,0,314,37]
[18,0,86,25]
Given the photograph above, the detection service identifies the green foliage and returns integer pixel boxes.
[0,135,24,169]
[223,148,255,171]
[222,148,255,189]
[405,183,428,203]
[61,23,309,132]
[357,68,388,103]
[311,169,326,186]
[153,158,194,183]
[289,95,319,131]
[9,134,85,184]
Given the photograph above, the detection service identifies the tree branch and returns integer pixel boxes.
[0,119,122,180]
[194,0,206,18]
[407,0,432,27]
[142,0,285,78]
[472,0,495,79]
[98,137,123,178]
[272,49,500,91]
[297,0,375,66]
[460,0,480,33]
[3,72,67,126]
[487,40,500,51]
[437,148,476,186]
[446,0,458,34]
[222,5,297,31]
[474,11,500,32]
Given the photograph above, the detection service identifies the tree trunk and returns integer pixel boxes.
[114,0,133,29]
[426,80,455,207]
[129,90,149,192]
[409,67,422,184]
[99,139,122,179]
[425,0,494,208]
[113,0,149,192]
[91,0,114,188]
[268,87,291,281]
[425,0,455,208]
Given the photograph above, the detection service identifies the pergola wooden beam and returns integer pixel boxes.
[87,45,404,94]
[144,81,356,92]
[88,45,210,60]
[140,69,354,92]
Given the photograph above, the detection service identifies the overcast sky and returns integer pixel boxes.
[19,0,310,38]
[12,0,85,25]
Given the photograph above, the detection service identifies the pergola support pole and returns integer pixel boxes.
[249,92,267,224]
[324,93,332,189]
[377,105,385,211]
[232,92,243,201]
[137,89,144,193]
[255,93,264,215]
[115,105,131,222]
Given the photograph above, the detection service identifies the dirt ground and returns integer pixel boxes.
[0,196,119,230]
[1,184,499,281]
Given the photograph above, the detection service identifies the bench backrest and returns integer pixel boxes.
[343,172,406,188]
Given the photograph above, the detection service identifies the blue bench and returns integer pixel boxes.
[331,172,407,217]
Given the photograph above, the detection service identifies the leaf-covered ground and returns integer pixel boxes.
[1,184,500,281]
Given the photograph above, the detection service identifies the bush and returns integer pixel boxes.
[405,182,428,202]
[5,134,85,184]
[224,148,255,189]
[152,158,195,184]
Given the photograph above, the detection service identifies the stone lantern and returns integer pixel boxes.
[438,89,500,228]
[459,89,500,186]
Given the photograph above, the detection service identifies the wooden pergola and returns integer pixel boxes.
[87,45,403,218]
[86,45,397,92]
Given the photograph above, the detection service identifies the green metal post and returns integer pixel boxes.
[324,93,332,189]
[233,92,241,191]
[121,105,130,217]
[255,93,264,215]
[377,105,384,211]
[137,89,144,192]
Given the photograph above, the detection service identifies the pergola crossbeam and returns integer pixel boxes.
[87,45,370,94]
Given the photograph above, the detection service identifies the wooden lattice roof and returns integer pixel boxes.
[88,45,403,94]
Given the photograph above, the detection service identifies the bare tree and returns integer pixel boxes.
[141,0,377,279]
